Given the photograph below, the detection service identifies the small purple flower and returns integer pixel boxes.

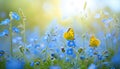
[0,18,10,25]
[9,12,20,20]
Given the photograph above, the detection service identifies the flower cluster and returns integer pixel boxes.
[0,9,119,69]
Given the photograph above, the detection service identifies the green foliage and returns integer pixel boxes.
[0,57,6,69]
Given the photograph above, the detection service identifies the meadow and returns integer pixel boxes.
[0,0,120,69]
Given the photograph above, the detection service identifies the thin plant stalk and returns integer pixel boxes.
[19,8,26,47]
[9,20,13,57]
[18,8,26,59]
[46,34,50,60]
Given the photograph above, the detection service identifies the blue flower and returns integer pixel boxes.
[89,48,94,53]
[113,38,117,44]
[65,57,70,62]
[102,17,113,27]
[29,38,38,43]
[51,53,57,58]
[66,48,74,55]
[88,64,97,69]
[0,50,5,57]
[111,47,120,65]
[32,50,39,55]
[0,29,9,37]
[0,18,10,25]
[34,44,40,48]
[80,55,85,60]
[102,17,113,24]
[72,53,76,58]
[111,67,115,69]
[59,54,65,59]
[97,54,103,60]
[30,61,34,67]
[9,12,20,20]
[6,58,25,69]
[51,53,55,57]
[87,48,94,57]
[12,36,22,44]
[49,65,61,69]
[12,27,20,33]
[67,40,76,47]
[106,33,111,38]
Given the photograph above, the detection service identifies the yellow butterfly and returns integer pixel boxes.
[63,28,74,40]
[89,35,100,47]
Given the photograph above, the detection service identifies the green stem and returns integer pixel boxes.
[18,8,26,46]
[23,17,26,46]
[22,12,26,47]
[9,20,13,57]
[105,36,108,49]
[18,8,26,60]
[83,38,85,47]
[46,35,50,60]
[22,12,26,60]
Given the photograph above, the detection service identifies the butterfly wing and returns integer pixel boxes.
[63,28,74,40]
[89,35,100,47]
[67,28,74,40]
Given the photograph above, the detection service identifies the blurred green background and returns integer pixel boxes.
[0,0,120,35]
